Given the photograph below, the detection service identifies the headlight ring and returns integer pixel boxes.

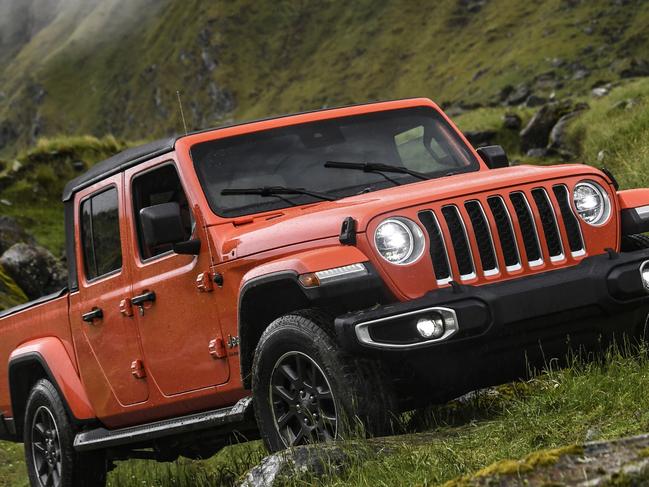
[572,181,611,226]
[374,217,425,265]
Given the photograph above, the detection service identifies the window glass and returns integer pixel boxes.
[191,106,480,217]
[132,164,193,260]
[80,187,122,280]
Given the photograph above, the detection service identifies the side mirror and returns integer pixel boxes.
[477,145,509,169]
[139,202,201,255]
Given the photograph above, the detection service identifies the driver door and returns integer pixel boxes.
[124,159,229,397]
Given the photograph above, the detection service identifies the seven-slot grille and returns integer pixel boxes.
[417,185,585,284]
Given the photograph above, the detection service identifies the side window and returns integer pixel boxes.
[132,164,193,260]
[80,187,122,281]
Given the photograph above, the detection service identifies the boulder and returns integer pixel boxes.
[525,95,547,107]
[240,444,371,487]
[0,243,67,300]
[0,216,35,254]
[519,101,573,153]
[464,130,497,148]
[503,113,522,130]
[504,83,531,106]
[547,105,589,159]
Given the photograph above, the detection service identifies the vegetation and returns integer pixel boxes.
[3,0,649,154]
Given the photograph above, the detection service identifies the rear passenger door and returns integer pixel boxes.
[124,159,229,397]
[71,175,149,407]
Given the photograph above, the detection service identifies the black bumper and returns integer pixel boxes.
[335,250,649,402]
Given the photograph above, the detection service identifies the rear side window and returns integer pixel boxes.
[80,187,122,280]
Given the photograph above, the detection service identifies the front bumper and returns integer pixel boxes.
[336,250,649,351]
[335,249,649,403]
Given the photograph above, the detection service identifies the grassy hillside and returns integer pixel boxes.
[2,0,649,154]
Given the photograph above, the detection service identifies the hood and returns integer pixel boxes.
[213,164,610,260]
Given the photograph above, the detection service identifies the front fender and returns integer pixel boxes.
[9,337,96,422]
[240,245,371,284]
[618,189,649,235]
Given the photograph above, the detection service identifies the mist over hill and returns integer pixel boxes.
[1,0,649,155]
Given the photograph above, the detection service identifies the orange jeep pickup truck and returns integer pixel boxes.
[3,98,649,486]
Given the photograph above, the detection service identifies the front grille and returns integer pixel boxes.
[418,187,587,284]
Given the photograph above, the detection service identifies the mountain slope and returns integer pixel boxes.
[1,0,649,154]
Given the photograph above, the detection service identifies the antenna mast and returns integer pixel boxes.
[176,90,188,135]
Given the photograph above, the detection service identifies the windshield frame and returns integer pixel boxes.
[186,101,483,219]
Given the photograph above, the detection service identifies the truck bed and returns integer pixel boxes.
[0,289,75,419]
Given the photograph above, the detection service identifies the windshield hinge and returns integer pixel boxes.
[339,217,357,245]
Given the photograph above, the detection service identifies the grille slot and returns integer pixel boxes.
[531,188,564,261]
[510,192,543,265]
[441,206,475,279]
[487,196,521,270]
[553,185,585,255]
[418,210,452,283]
[465,201,498,275]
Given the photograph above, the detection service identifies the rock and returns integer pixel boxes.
[505,83,531,106]
[0,199,11,206]
[0,243,67,300]
[592,86,610,97]
[503,113,522,130]
[0,265,28,311]
[525,95,547,107]
[453,433,649,486]
[526,148,548,158]
[520,101,574,152]
[618,58,649,78]
[71,160,86,171]
[610,98,639,112]
[0,216,34,254]
[499,85,515,102]
[547,105,589,158]
[240,444,370,487]
[597,150,608,162]
[464,130,497,148]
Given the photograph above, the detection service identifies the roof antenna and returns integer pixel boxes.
[176,90,188,135]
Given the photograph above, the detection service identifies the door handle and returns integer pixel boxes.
[131,291,156,306]
[131,291,156,316]
[82,307,103,323]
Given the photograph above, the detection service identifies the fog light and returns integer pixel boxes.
[416,316,445,339]
[641,261,649,292]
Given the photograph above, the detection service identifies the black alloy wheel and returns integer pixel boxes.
[270,351,338,446]
[252,310,398,453]
[31,406,62,487]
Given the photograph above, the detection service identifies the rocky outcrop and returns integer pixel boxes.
[464,130,497,148]
[449,433,649,486]
[519,101,575,154]
[240,443,377,487]
[0,216,35,254]
[0,243,66,300]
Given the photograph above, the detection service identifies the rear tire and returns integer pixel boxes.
[24,379,106,487]
[251,310,397,452]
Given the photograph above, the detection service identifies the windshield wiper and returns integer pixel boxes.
[324,160,431,181]
[221,186,335,201]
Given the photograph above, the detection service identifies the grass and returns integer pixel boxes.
[3,346,649,486]
[3,0,649,154]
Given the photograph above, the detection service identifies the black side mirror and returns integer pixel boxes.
[139,202,200,255]
[477,145,509,169]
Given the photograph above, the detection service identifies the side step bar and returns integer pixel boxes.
[74,397,253,452]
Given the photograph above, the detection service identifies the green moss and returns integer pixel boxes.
[0,265,28,311]
[443,445,584,487]
[637,447,649,458]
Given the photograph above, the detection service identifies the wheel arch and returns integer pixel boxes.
[8,338,96,436]
[237,246,387,389]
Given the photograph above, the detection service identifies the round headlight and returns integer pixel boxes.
[573,181,611,226]
[374,217,425,265]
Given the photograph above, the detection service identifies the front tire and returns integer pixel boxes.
[251,310,397,452]
[24,379,106,487]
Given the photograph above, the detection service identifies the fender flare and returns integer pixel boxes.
[236,246,385,387]
[8,337,96,432]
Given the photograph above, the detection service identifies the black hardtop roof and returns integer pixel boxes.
[61,136,177,201]
[61,98,429,202]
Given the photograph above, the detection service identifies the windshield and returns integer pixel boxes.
[191,106,480,217]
